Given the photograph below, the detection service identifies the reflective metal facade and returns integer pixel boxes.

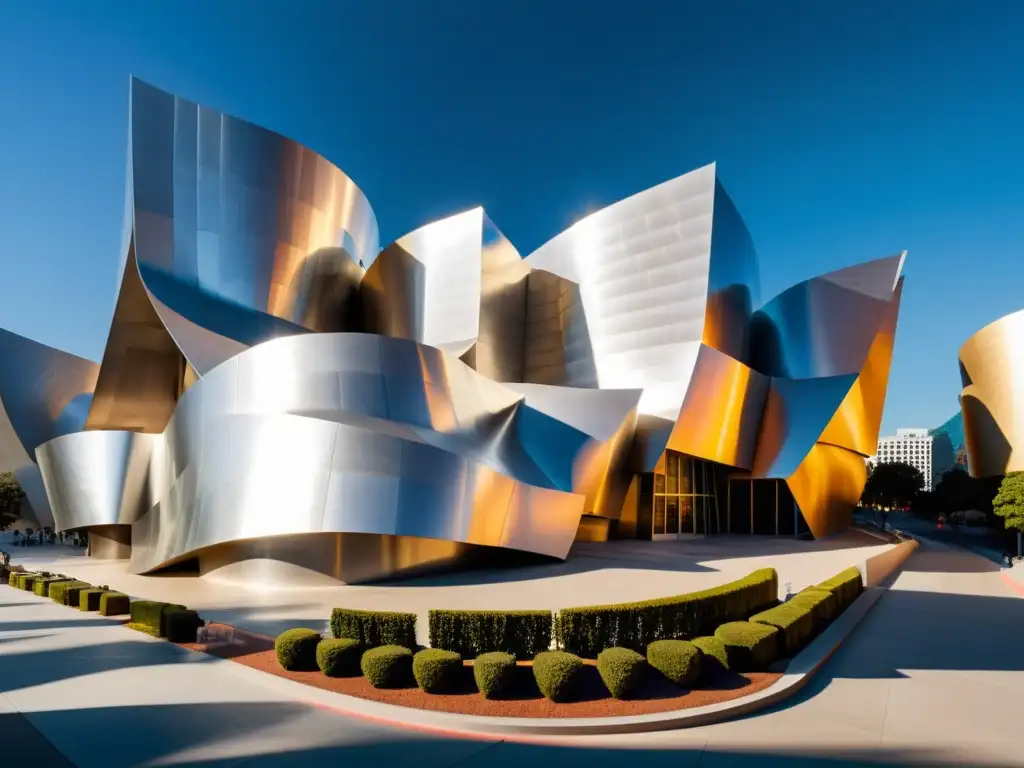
[959,308,1024,477]
[13,78,906,582]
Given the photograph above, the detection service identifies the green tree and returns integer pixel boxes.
[992,471,1024,557]
[933,467,977,516]
[862,461,924,531]
[0,472,23,530]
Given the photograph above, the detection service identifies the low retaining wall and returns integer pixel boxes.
[863,538,918,587]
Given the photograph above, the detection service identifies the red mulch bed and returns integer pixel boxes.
[177,623,781,718]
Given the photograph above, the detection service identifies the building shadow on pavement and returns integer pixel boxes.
[9,700,1018,768]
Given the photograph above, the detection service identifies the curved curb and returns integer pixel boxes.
[218,586,885,737]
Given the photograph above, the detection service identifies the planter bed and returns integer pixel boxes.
[178,623,780,719]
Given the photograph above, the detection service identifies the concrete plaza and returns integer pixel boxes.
[0,534,1021,766]
[8,531,891,643]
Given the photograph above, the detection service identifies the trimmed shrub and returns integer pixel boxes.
[18,574,38,591]
[130,601,188,636]
[64,583,92,608]
[98,592,131,617]
[532,650,584,702]
[49,580,88,605]
[790,586,837,628]
[646,639,701,687]
[361,645,414,688]
[597,647,646,699]
[714,621,780,672]
[330,608,417,650]
[750,600,816,655]
[164,609,204,642]
[412,648,463,693]
[316,638,363,677]
[33,577,71,597]
[691,635,730,678]
[275,628,321,671]
[428,609,552,660]
[473,651,516,699]
[554,568,778,657]
[79,589,106,612]
[818,567,863,610]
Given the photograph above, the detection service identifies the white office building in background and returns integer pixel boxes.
[868,428,935,491]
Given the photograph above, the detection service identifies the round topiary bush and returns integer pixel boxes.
[316,638,363,677]
[690,636,729,679]
[646,639,701,687]
[473,651,517,699]
[412,648,463,693]
[597,647,646,699]
[361,645,414,688]
[275,628,321,671]
[532,650,584,702]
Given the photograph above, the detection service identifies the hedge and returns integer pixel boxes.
[331,608,417,650]
[533,650,584,702]
[553,568,778,657]
[99,592,131,617]
[49,581,89,605]
[714,621,780,671]
[749,601,815,655]
[361,645,414,688]
[646,639,701,687]
[275,628,320,671]
[130,601,187,637]
[597,647,646,699]
[428,609,552,660]
[790,586,837,628]
[79,589,107,612]
[818,567,862,609]
[65,583,92,608]
[412,648,463,693]
[691,636,729,678]
[33,578,71,597]
[165,609,204,642]
[316,638,363,677]
[473,652,516,699]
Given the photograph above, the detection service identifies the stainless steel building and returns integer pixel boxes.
[4,78,906,583]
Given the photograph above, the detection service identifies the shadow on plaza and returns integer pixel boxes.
[7,700,1018,768]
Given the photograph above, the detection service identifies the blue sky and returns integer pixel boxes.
[0,0,1022,435]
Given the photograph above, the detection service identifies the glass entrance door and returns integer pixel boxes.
[651,452,718,539]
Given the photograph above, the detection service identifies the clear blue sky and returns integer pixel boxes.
[1,0,1022,435]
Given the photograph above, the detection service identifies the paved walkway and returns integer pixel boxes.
[8,531,890,643]
[1,536,1020,766]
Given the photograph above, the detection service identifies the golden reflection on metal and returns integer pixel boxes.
[84,239,183,433]
[819,277,904,456]
[959,307,1024,477]
[785,443,868,539]
[666,345,769,470]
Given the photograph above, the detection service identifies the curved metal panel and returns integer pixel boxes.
[523,164,718,421]
[704,181,760,362]
[665,344,769,470]
[750,253,905,379]
[363,209,530,381]
[0,328,98,466]
[785,443,868,539]
[751,374,858,478]
[13,463,54,530]
[959,307,1024,477]
[128,78,378,330]
[36,430,156,532]
[819,276,904,456]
